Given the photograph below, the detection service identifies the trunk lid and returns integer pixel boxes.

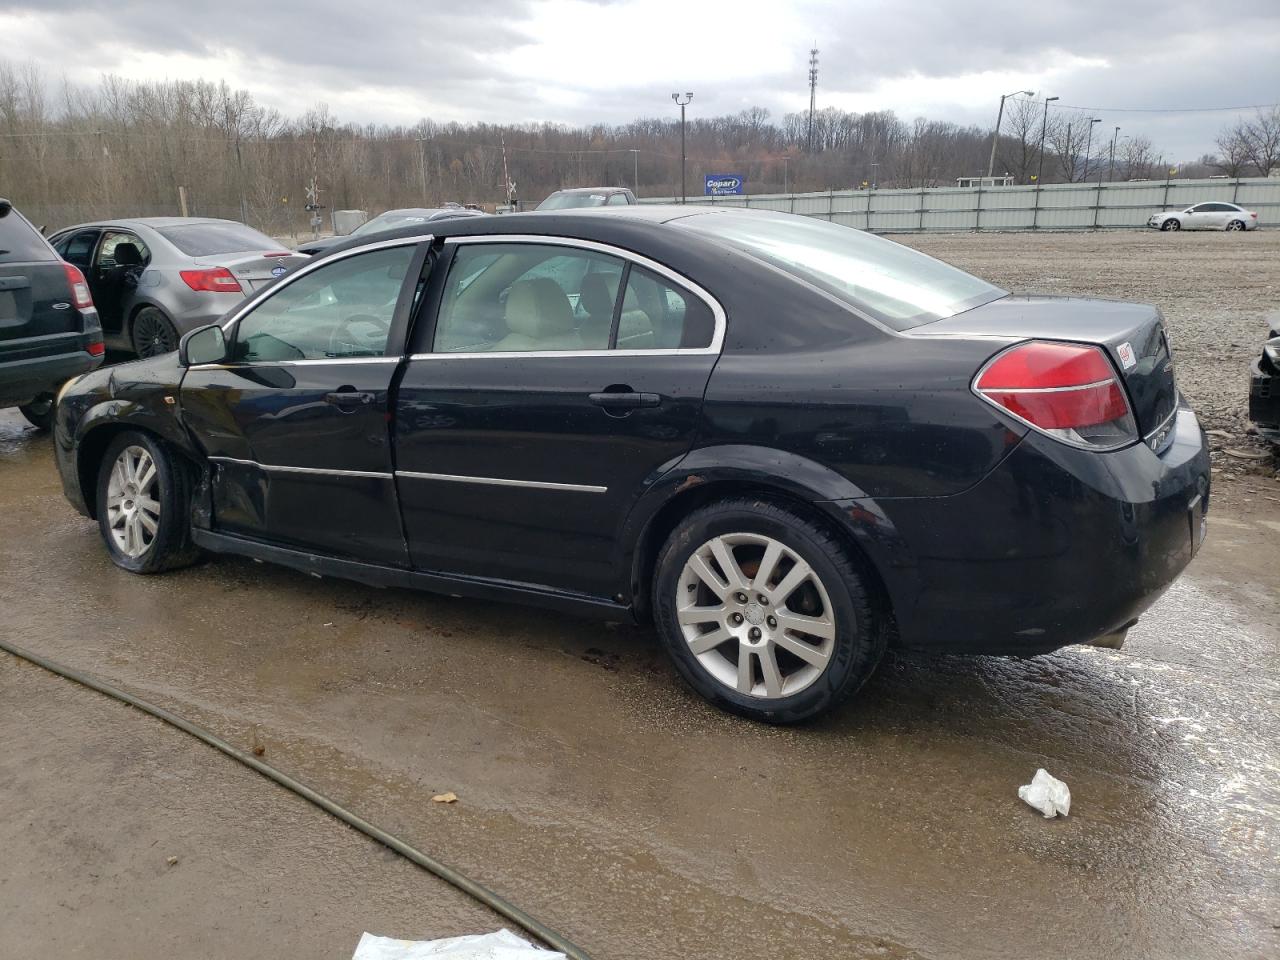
[916,295,1180,439]
[202,251,310,292]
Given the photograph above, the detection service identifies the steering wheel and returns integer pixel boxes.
[327,313,391,357]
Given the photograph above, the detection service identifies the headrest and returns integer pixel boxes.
[579,273,616,318]
[113,242,143,266]
[504,278,574,339]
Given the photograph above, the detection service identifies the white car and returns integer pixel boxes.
[1148,202,1258,232]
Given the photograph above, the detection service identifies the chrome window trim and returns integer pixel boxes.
[208,455,392,480]
[395,470,607,494]
[189,356,401,370]
[417,233,726,358]
[217,232,435,341]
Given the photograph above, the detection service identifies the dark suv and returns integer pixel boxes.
[0,198,104,429]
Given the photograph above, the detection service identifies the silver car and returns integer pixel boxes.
[1147,202,1259,231]
[48,218,309,356]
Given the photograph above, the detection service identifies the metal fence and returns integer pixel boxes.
[641,177,1280,232]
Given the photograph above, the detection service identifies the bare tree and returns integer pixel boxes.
[1120,135,1155,180]
[995,97,1042,183]
[1213,128,1252,176]
[1241,106,1280,177]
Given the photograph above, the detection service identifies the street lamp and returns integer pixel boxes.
[1035,96,1059,186]
[987,88,1035,178]
[415,135,429,203]
[781,155,791,194]
[672,92,693,203]
[1108,126,1121,182]
[628,148,639,195]
[1082,117,1101,181]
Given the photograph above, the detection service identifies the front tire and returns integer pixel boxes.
[652,498,886,723]
[18,393,55,431]
[95,431,200,573]
[1161,218,1180,231]
[131,306,179,358]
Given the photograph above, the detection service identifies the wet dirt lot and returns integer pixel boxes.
[2,232,1279,960]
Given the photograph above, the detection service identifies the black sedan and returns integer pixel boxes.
[1248,311,1280,442]
[52,207,1209,723]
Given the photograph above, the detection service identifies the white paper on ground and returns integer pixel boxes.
[352,929,565,960]
[1018,768,1072,818]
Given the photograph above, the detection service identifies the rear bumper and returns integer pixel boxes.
[857,406,1210,654]
[0,349,102,406]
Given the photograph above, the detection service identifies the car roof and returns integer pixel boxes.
[52,216,248,234]
[547,187,631,195]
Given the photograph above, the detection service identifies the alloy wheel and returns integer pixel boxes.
[134,311,176,357]
[105,445,161,558]
[676,532,836,699]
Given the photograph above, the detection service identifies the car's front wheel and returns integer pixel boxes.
[96,431,200,573]
[17,393,55,431]
[1161,218,1180,231]
[653,498,886,723]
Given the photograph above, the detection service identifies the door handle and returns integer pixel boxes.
[324,389,375,408]
[589,391,661,409]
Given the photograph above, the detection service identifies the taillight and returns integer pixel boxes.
[974,340,1137,450]
[87,340,105,357]
[180,267,243,293]
[63,262,93,309]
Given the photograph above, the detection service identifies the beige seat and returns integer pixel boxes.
[492,278,584,352]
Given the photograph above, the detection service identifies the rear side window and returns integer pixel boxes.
[99,231,150,267]
[156,222,283,257]
[618,265,714,349]
[0,210,55,264]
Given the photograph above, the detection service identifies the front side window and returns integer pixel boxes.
[677,210,1003,330]
[233,245,414,361]
[56,230,99,269]
[434,243,624,352]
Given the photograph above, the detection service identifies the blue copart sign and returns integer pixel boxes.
[704,174,744,196]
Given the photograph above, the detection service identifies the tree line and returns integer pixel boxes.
[0,60,1267,238]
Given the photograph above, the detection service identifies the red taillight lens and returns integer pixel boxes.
[62,262,94,309]
[87,340,105,357]
[180,267,243,294]
[975,341,1137,450]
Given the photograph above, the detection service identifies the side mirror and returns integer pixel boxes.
[179,323,227,367]
[0,198,11,218]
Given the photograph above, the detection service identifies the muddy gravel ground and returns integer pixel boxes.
[2,231,1279,960]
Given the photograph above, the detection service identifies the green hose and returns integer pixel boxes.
[0,637,592,960]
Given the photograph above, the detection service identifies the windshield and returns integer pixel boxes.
[352,212,432,236]
[157,222,284,257]
[676,211,1004,330]
[536,192,611,211]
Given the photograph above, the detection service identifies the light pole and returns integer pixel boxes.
[1081,118,1101,182]
[987,88,1035,178]
[781,156,790,194]
[672,92,693,203]
[1108,126,1121,182]
[628,149,639,195]
[1035,95,1058,185]
[415,135,428,203]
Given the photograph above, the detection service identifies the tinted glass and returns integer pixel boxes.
[0,210,54,264]
[434,243,624,352]
[677,211,1003,330]
[618,265,714,349]
[57,231,98,269]
[233,245,414,361]
[156,221,284,257]
[353,211,430,236]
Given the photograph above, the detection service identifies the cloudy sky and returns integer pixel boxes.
[3,0,1278,160]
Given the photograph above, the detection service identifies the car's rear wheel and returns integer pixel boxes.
[131,306,178,358]
[17,393,55,431]
[95,431,200,573]
[652,498,886,723]
[1226,219,1246,231]
[1161,218,1180,231]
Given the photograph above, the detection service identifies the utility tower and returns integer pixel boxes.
[807,46,819,153]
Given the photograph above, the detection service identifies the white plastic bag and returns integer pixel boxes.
[352,929,564,960]
[1018,768,1071,818]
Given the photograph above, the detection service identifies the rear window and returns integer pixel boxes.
[155,222,284,257]
[0,209,55,264]
[676,211,1004,330]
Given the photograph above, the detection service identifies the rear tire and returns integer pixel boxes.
[652,498,886,724]
[17,393,55,431]
[131,306,179,358]
[1226,220,1246,231]
[1161,219,1180,231]
[95,430,201,573]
